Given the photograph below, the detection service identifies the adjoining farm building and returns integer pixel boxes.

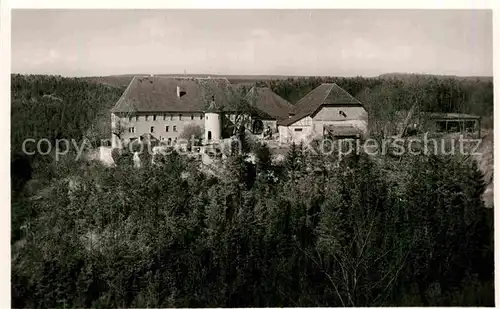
[110,76,294,148]
[243,86,295,133]
[277,83,368,143]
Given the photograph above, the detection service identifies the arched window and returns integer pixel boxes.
[208,131,212,140]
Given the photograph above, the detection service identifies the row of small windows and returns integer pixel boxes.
[128,114,203,122]
[128,126,177,133]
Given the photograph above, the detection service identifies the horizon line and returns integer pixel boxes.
[10,72,494,79]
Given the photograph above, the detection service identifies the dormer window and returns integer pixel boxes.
[176,86,187,98]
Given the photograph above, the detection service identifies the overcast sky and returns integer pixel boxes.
[11,9,492,77]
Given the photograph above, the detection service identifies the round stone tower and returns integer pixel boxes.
[204,97,221,143]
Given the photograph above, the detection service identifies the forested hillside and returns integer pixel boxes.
[11,74,124,152]
[11,74,124,183]
[11,74,124,234]
[10,74,494,307]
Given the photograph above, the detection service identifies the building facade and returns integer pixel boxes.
[278,83,368,143]
[111,112,206,146]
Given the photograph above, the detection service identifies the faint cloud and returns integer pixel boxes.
[340,38,381,60]
[250,28,271,39]
[140,17,165,38]
[48,49,61,62]
[391,45,412,60]
[20,48,78,67]
[338,38,415,62]
[139,16,185,40]
[26,48,60,66]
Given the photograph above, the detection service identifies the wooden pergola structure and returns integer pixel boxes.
[425,113,481,139]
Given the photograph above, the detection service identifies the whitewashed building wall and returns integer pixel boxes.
[312,106,368,137]
[112,112,205,147]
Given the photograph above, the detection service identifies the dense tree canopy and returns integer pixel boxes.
[11,145,493,307]
[11,74,124,153]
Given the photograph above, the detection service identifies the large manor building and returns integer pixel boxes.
[110,75,295,148]
[110,75,368,148]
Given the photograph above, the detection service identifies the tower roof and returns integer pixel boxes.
[205,98,220,113]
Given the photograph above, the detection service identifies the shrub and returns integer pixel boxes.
[180,124,203,142]
[111,148,121,164]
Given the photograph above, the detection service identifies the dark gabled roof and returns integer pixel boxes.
[245,87,295,120]
[278,83,364,126]
[111,76,295,121]
[111,76,236,113]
